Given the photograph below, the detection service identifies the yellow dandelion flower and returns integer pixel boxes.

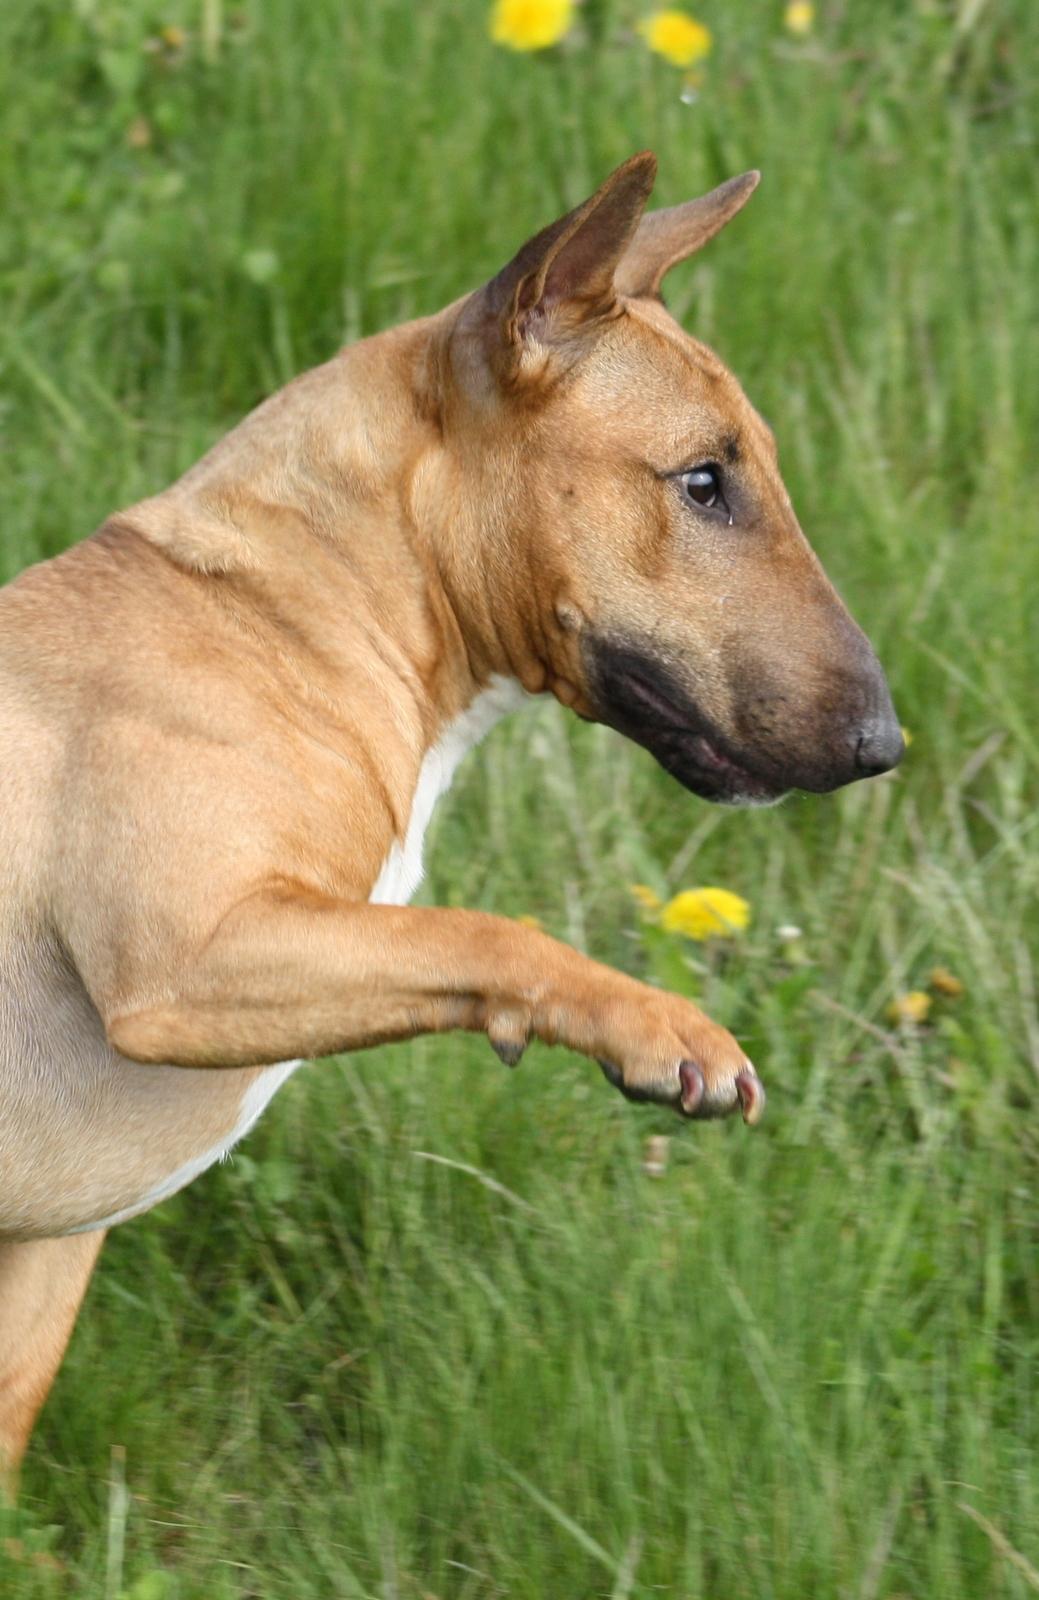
[784,1,814,36]
[516,913,544,931]
[639,10,712,68]
[629,883,663,915]
[490,0,575,52]
[901,726,913,746]
[929,966,964,999]
[661,887,750,941]
[885,990,932,1027]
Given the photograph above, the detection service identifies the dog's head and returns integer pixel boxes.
[439,152,902,804]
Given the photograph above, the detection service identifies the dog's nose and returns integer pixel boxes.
[853,714,904,777]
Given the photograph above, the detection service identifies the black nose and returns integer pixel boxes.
[854,715,904,777]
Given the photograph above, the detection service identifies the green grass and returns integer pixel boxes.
[2,0,1038,1595]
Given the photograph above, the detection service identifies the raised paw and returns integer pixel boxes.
[590,982,765,1126]
[481,961,765,1128]
[600,1053,764,1124]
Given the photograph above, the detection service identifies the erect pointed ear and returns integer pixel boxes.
[614,171,760,301]
[478,152,657,355]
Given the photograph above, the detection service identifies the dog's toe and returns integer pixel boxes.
[735,1067,766,1125]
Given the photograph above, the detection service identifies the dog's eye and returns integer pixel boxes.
[680,465,722,509]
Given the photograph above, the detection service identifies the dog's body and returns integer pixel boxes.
[0,155,902,1478]
[0,331,524,1242]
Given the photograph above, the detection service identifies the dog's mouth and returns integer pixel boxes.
[582,637,786,806]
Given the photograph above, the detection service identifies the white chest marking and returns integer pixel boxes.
[370,674,529,907]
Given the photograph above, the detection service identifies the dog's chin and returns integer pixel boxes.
[582,638,789,808]
[646,730,788,808]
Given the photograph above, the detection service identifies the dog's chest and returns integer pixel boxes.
[235,683,526,1166]
[21,677,529,1237]
[369,675,527,907]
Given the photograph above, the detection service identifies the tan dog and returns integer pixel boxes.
[0,153,901,1481]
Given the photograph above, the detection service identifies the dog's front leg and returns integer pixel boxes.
[105,895,763,1122]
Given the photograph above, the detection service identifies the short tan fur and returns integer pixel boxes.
[0,153,901,1483]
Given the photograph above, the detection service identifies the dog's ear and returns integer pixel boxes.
[472,152,657,363]
[614,171,760,301]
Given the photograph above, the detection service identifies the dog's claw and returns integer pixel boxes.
[491,1036,526,1068]
[679,1060,705,1114]
[735,1068,765,1126]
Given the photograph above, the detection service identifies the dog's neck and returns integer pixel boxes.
[127,312,546,751]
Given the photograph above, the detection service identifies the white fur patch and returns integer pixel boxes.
[370,674,529,906]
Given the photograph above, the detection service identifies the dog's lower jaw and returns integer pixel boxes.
[580,636,790,806]
[650,738,787,807]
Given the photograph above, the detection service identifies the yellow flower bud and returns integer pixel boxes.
[784,2,814,36]
[885,990,932,1027]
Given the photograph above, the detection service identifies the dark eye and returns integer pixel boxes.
[680,465,723,509]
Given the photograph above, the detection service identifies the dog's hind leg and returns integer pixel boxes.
[0,1231,105,1496]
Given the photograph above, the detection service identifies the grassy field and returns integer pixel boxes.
[2,0,1038,1594]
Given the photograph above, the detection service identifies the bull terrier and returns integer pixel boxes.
[0,152,902,1480]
